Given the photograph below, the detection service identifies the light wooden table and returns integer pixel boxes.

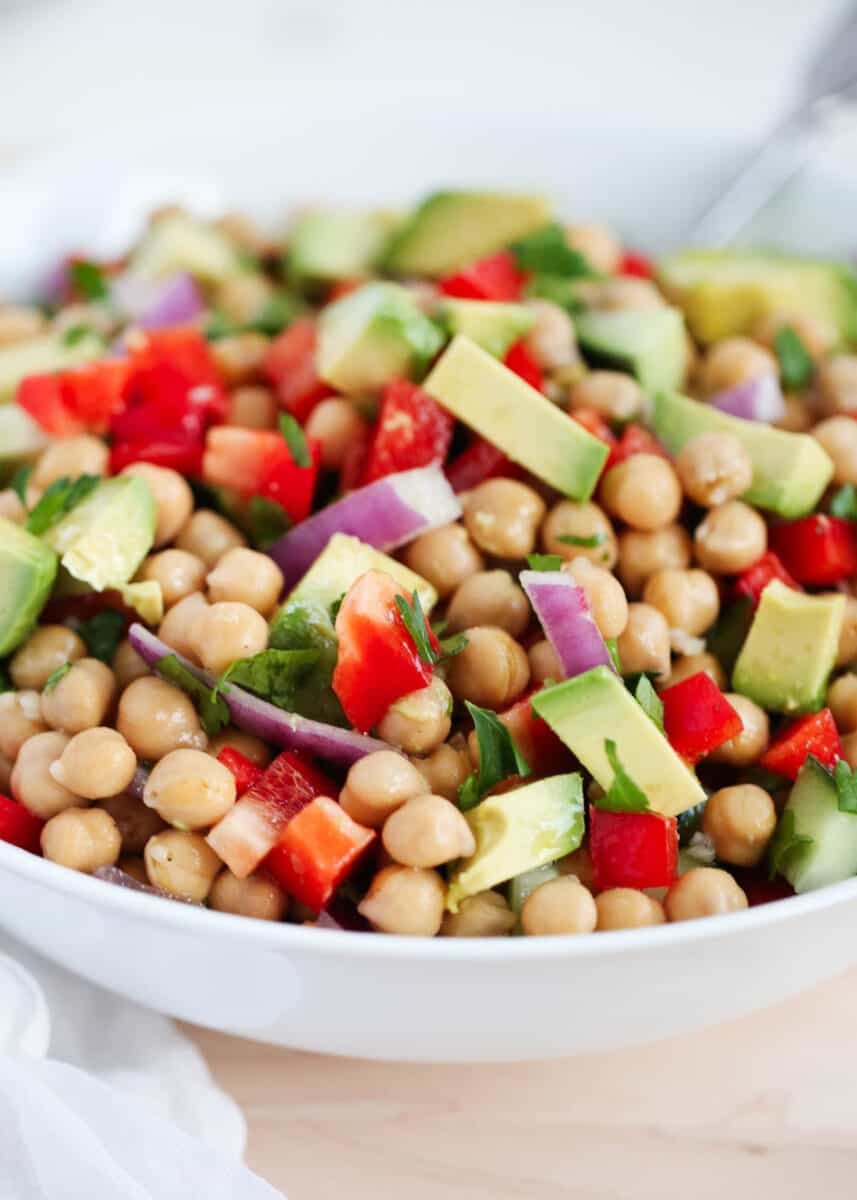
[189,967,857,1199]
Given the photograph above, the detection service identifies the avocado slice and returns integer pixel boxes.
[575,307,688,392]
[532,666,706,817]
[43,476,156,592]
[131,212,242,282]
[289,532,437,614]
[0,331,104,402]
[382,191,551,277]
[0,405,48,473]
[447,774,584,912]
[771,758,857,893]
[436,299,534,359]
[0,517,58,655]
[732,580,843,714]
[651,391,833,518]
[288,210,395,287]
[424,335,608,500]
[657,249,857,345]
[317,282,444,395]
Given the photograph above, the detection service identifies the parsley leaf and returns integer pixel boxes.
[329,593,345,624]
[249,293,301,337]
[156,653,231,737]
[438,632,468,660]
[204,312,236,341]
[69,260,108,302]
[10,465,32,508]
[247,495,290,548]
[558,532,606,549]
[279,413,311,468]
[458,701,531,812]
[707,596,753,675]
[62,323,94,347]
[268,598,347,725]
[26,474,101,536]
[834,758,857,813]
[774,325,814,391]
[510,224,595,279]
[595,740,650,813]
[767,808,813,881]
[606,637,622,673]
[830,484,857,522]
[79,610,125,664]
[394,592,437,666]
[634,675,664,733]
[527,553,563,571]
[44,662,71,692]
[215,648,320,711]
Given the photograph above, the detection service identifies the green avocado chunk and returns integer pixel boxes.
[532,666,706,817]
[771,758,857,893]
[436,298,534,358]
[288,210,395,287]
[424,335,608,499]
[657,249,857,345]
[732,580,843,714]
[43,476,156,592]
[0,517,58,655]
[289,532,437,614]
[650,390,833,518]
[575,307,688,392]
[447,773,584,912]
[382,191,551,277]
[131,212,242,282]
[0,331,104,403]
[317,282,444,395]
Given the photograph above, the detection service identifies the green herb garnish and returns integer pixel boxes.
[394,592,437,666]
[278,413,311,468]
[510,224,594,279]
[634,675,664,733]
[69,260,108,302]
[62,323,95,347]
[834,758,857,813]
[438,632,468,660]
[774,325,814,391]
[458,701,531,812]
[247,495,290,548]
[44,663,71,693]
[156,653,231,737]
[527,553,563,572]
[26,474,101,536]
[78,610,125,664]
[10,465,32,508]
[215,648,320,711]
[595,740,651,813]
[557,532,607,550]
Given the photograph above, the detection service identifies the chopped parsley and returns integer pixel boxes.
[774,325,814,391]
[527,553,563,572]
[458,701,531,812]
[10,464,32,508]
[215,648,321,712]
[78,610,125,664]
[394,591,437,666]
[594,740,650,813]
[26,474,101,536]
[155,653,230,737]
[62,323,95,347]
[247,495,290,548]
[558,532,607,550]
[69,260,109,302]
[43,663,71,693]
[634,675,664,733]
[279,413,311,468]
[510,224,595,279]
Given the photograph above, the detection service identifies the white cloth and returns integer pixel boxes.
[0,938,284,1199]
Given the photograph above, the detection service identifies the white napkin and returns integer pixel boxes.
[0,937,284,1199]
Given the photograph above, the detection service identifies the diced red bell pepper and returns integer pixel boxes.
[759,708,842,781]
[504,339,543,391]
[18,359,129,436]
[333,570,437,732]
[258,439,321,524]
[0,795,44,854]
[439,251,525,302]
[498,691,572,775]
[768,515,857,586]
[265,796,375,911]
[444,435,525,493]
[606,423,670,469]
[660,672,744,762]
[216,747,264,797]
[618,251,654,279]
[263,319,331,422]
[203,426,321,523]
[734,551,802,607]
[361,378,455,484]
[207,751,336,878]
[569,407,617,448]
[110,436,205,476]
[589,806,679,890]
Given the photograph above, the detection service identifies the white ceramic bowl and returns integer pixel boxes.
[2,104,857,1062]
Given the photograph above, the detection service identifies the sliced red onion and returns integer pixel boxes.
[94,866,199,904]
[128,623,388,766]
[111,271,205,330]
[520,569,614,678]
[708,374,784,423]
[266,465,461,589]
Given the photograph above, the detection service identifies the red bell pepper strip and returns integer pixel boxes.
[498,691,572,775]
[207,750,336,878]
[18,359,129,437]
[660,672,744,762]
[759,708,842,780]
[333,570,436,733]
[768,516,857,586]
[734,551,802,607]
[265,796,375,911]
[504,340,543,391]
[606,423,670,469]
[202,427,321,523]
[589,806,678,891]
[439,251,525,302]
[618,251,654,279]
[216,747,264,797]
[361,378,455,484]
[444,436,524,493]
[263,319,331,422]
[0,795,44,854]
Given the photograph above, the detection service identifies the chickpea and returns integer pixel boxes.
[117,677,206,759]
[616,603,670,679]
[0,303,45,346]
[10,625,86,690]
[563,556,629,639]
[811,417,857,486]
[138,549,207,609]
[520,877,597,936]
[382,793,475,868]
[837,596,857,667]
[819,354,857,416]
[528,638,563,686]
[675,432,754,507]
[667,652,727,690]
[210,332,269,385]
[340,750,430,828]
[41,658,116,735]
[50,727,137,800]
[121,463,194,548]
[214,210,270,255]
[774,393,815,433]
[446,570,530,637]
[143,748,236,830]
[595,888,666,931]
[207,729,272,768]
[753,312,835,360]
[410,738,471,802]
[158,591,208,662]
[564,221,622,274]
[665,867,748,922]
[693,501,767,574]
[144,829,222,901]
[0,489,26,524]
[100,792,166,856]
[11,731,77,818]
[600,455,682,532]
[576,276,665,312]
[176,510,247,567]
[440,890,516,937]
[568,370,643,422]
[0,690,47,759]
[357,865,446,936]
[191,601,269,676]
[210,868,287,921]
[542,500,617,568]
[41,807,121,874]
[699,337,777,395]
[376,677,452,755]
[617,524,692,597]
[642,567,720,638]
[205,547,284,616]
[216,273,275,324]
[702,784,777,867]
[463,479,545,559]
[828,674,857,732]
[304,397,367,471]
[112,638,151,690]
[558,845,596,890]
[710,694,769,766]
[446,626,530,709]
[402,523,484,599]
[227,384,278,430]
[525,299,578,369]
[32,435,109,490]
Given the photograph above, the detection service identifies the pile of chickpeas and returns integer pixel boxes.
[3,212,857,937]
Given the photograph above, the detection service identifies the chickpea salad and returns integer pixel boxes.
[1,192,857,938]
